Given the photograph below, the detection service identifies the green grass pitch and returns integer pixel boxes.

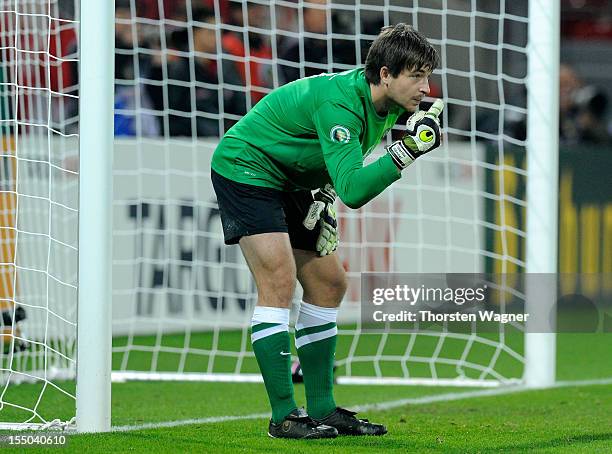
[1,333,611,452]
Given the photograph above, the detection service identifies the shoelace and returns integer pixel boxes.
[336,407,370,424]
[287,414,320,428]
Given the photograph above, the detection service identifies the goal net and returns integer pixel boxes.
[0,0,79,429]
[0,0,558,429]
[110,0,543,388]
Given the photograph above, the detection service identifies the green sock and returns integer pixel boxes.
[295,302,338,420]
[251,321,297,424]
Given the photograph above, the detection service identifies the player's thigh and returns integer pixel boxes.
[212,170,297,305]
[281,189,320,252]
[293,249,347,308]
[211,170,288,245]
[240,232,297,307]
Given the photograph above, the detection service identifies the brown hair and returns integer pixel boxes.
[365,23,439,85]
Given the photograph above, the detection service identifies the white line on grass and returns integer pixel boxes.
[111,377,612,433]
[354,377,612,412]
[112,413,270,432]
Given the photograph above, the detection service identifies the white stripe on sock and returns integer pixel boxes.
[251,306,290,326]
[295,326,338,349]
[296,301,338,330]
[299,301,338,321]
[251,324,288,343]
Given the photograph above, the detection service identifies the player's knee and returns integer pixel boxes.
[260,265,296,305]
[324,268,348,305]
[274,269,297,298]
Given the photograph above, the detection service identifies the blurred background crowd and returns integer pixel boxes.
[1,0,611,144]
[112,0,387,138]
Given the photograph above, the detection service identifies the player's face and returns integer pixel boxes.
[387,68,432,112]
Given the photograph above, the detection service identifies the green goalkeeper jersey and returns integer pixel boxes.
[211,68,403,208]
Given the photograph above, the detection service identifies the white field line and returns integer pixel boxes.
[111,377,612,433]
[112,413,270,432]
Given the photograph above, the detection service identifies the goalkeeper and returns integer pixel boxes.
[211,23,442,439]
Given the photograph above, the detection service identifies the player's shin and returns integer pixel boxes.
[251,306,298,423]
[294,302,338,420]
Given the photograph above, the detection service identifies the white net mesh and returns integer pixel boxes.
[110,0,531,386]
[0,0,78,428]
[0,2,538,429]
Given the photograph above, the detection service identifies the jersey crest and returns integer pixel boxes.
[330,125,351,143]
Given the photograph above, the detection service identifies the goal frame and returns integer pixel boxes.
[523,0,560,388]
[105,0,560,391]
[76,0,114,433]
[1,0,559,433]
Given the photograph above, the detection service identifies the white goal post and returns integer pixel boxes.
[0,0,559,432]
[524,0,560,389]
[76,0,114,432]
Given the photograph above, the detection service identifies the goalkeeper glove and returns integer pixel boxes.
[1,306,28,353]
[303,184,339,256]
[386,98,444,170]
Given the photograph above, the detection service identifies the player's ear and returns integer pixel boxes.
[379,66,391,87]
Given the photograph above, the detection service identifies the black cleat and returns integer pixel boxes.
[268,408,338,439]
[316,407,387,436]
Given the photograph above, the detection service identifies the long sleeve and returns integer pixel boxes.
[313,102,400,209]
